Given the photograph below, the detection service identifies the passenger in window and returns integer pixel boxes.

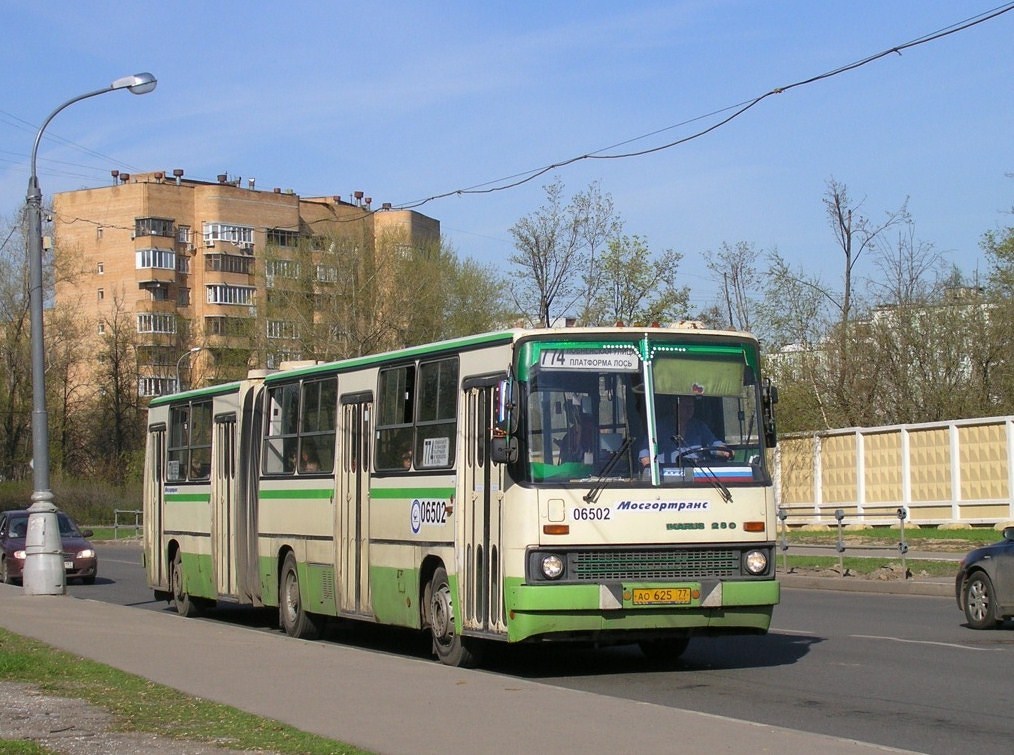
[557,412,596,464]
[639,395,732,467]
[300,446,321,473]
[401,448,413,470]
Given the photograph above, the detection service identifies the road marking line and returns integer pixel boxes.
[851,633,998,651]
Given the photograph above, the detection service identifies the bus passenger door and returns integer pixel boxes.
[339,397,372,616]
[460,381,506,635]
[143,425,166,589]
[213,413,237,598]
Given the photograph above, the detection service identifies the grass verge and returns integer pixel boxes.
[0,629,368,754]
[778,554,959,578]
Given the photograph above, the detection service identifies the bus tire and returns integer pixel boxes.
[279,552,322,640]
[171,550,203,618]
[426,566,479,667]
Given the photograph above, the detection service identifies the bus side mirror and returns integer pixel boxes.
[495,378,518,434]
[491,435,518,464]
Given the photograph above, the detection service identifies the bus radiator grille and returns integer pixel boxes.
[571,549,740,580]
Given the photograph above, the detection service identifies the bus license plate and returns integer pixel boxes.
[632,587,692,605]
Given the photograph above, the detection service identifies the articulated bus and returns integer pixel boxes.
[143,326,779,666]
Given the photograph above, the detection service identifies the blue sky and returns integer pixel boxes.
[2,1,1011,312]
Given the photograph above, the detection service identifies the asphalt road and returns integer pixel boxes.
[80,542,1014,755]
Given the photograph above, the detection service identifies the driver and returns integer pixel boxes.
[639,395,732,468]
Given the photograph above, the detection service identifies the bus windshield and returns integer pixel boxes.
[519,339,768,486]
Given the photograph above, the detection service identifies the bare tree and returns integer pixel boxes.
[703,241,762,332]
[88,293,146,483]
[823,177,908,323]
[508,178,620,327]
[0,211,33,479]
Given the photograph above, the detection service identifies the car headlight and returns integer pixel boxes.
[541,554,565,580]
[744,549,768,575]
[13,550,26,560]
[77,549,96,560]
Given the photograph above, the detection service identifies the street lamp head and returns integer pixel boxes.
[111,72,157,95]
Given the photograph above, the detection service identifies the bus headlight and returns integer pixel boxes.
[541,554,565,580]
[744,549,768,575]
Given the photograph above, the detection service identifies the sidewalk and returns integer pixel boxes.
[0,585,919,755]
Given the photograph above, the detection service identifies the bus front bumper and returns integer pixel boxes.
[503,578,780,643]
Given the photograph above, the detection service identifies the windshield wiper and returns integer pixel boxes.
[673,435,733,503]
[584,436,633,503]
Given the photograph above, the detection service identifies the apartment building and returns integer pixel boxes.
[52,170,440,397]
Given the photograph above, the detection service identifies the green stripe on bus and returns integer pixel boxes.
[165,493,211,502]
[370,487,456,499]
[259,488,335,500]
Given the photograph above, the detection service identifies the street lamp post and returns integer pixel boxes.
[23,73,157,596]
[176,346,203,392]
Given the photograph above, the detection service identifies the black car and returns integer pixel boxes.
[955,526,1014,629]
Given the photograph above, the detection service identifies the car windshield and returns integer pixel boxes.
[57,514,82,537]
[6,514,82,538]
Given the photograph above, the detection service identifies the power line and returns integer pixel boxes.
[392,3,1014,210]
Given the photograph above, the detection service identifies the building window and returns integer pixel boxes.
[136,248,176,270]
[97,262,104,275]
[178,287,191,306]
[205,254,254,275]
[97,288,104,302]
[136,313,177,334]
[97,322,105,335]
[138,376,177,398]
[137,345,176,367]
[206,284,254,306]
[315,265,337,283]
[177,225,191,244]
[150,285,168,302]
[267,320,300,340]
[205,316,250,337]
[266,350,303,369]
[265,258,301,279]
[203,222,254,250]
[135,217,175,237]
[267,228,300,247]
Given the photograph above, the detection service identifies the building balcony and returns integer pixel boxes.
[136,267,176,285]
[134,298,178,315]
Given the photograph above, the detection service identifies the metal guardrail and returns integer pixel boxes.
[113,509,142,540]
[778,506,909,577]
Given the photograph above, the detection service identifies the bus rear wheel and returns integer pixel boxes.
[426,566,479,667]
[279,552,323,640]
[171,550,203,618]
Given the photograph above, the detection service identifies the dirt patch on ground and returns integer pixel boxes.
[779,562,942,581]
[0,682,272,754]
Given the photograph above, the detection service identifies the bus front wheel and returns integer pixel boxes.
[426,566,479,667]
[279,552,323,640]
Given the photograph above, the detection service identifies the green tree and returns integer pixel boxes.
[593,234,689,326]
